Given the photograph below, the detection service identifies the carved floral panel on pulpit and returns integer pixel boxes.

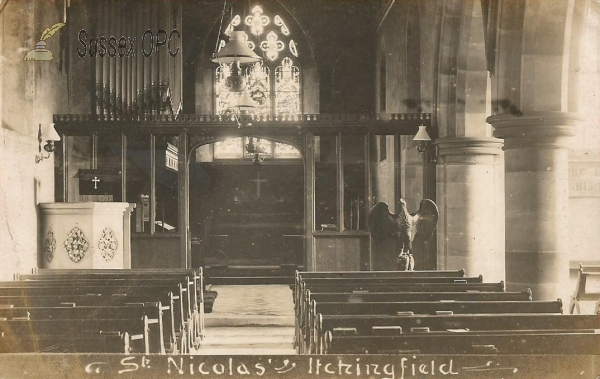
[44,228,56,263]
[64,226,89,263]
[98,227,118,262]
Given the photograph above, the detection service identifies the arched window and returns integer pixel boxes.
[214,5,301,116]
[198,137,302,162]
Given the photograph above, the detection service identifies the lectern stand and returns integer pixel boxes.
[38,202,135,269]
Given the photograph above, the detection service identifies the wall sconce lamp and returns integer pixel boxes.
[413,124,431,159]
[35,123,61,163]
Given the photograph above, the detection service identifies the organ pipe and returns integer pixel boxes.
[90,0,182,118]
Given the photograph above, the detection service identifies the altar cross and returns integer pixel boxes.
[249,171,268,199]
[92,176,100,190]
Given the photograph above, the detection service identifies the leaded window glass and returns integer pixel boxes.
[274,142,301,158]
[244,137,273,157]
[275,57,300,114]
[214,138,243,159]
[214,4,301,116]
[211,138,300,160]
[246,62,270,115]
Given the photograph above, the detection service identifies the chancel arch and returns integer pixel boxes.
[189,136,305,269]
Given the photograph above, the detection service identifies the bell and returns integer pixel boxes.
[212,31,260,64]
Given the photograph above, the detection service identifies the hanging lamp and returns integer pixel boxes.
[212,31,261,64]
[213,32,261,92]
[237,90,259,111]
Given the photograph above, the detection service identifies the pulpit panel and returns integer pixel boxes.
[38,202,134,269]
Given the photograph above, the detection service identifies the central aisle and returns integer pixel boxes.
[193,285,296,355]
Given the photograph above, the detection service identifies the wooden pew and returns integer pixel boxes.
[297,281,505,308]
[21,268,205,343]
[297,289,532,351]
[28,268,205,304]
[295,276,491,312]
[293,273,505,353]
[0,294,175,353]
[0,330,131,353]
[0,318,151,354]
[295,281,506,312]
[0,304,165,354]
[570,263,600,314]
[311,299,562,316]
[2,280,198,353]
[4,268,206,354]
[315,313,600,354]
[296,269,467,279]
[301,290,531,332]
[0,285,186,349]
[293,269,466,302]
[304,299,562,353]
[295,281,505,350]
[0,287,201,352]
[306,290,531,304]
[323,329,600,355]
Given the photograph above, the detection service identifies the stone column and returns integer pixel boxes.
[488,112,577,301]
[435,137,505,282]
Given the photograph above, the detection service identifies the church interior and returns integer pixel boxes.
[0,0,600,367]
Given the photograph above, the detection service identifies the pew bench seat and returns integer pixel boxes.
[314,313,600,354]
[0,330,130,353]
[323,330,600,355]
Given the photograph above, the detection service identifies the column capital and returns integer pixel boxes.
[487,111,580,150]
[435,137,504,157]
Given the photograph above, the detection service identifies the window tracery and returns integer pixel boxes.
[214,3,301,116]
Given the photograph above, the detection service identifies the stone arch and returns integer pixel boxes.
[436,0,491,138]
[378,0,418,114]
[455,0,490,137]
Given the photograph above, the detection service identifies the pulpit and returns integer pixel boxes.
[38,202,135,269]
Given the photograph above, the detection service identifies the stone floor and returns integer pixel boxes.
[193,285,296,355]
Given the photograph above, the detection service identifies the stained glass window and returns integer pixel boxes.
[215,64,238,115]
[214,138,243,159]
[246,62,270,115]
[214,4,301,116]
[211,138,300,160]
[244,137,273,157]
[275,142,301,158]
[261,31,285,61]
[275,57,300,114]
[245,6,269,36]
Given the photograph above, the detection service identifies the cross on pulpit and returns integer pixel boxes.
[249,171,268,199]
[77,169,119,201]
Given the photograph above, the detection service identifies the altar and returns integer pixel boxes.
[38,202,135,269]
